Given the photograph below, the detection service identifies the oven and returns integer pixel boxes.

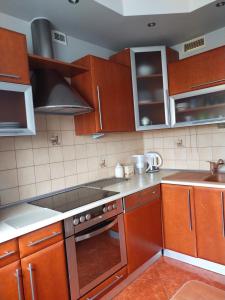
[64,199,127,300]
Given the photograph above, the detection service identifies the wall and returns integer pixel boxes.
[172,26,225,59]
[0,12,114,61]
[143,124,225,171]
[0,115,143,206]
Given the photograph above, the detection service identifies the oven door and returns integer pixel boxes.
[65,214,127,299]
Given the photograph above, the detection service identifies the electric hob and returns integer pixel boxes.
[30,186,119,213]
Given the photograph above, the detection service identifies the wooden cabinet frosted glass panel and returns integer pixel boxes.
[130,46,170,130]
[170,84,225,128]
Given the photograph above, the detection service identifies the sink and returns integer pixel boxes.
[203,173,225,183]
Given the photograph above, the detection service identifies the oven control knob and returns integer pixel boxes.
[79,216,86,223]
[113,203,117,210]
[103,206,107,213]
[107,205,112,211]
[85,214,91,221]
[73,218,80,226]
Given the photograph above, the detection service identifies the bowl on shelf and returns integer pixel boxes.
[137,64,155,77]
[176,102,189,112]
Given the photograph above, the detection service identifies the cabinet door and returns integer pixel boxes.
[162,184,197,257]
[0,28,30,84]
[72,55,135,134]
[168,46,225,95]
[21,241,69,300]
[194,187,225,265]
[0,260,24,300]
[124,190,162,274]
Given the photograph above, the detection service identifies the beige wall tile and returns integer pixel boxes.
[0,137,14,151]
[60,116,74,130]
[35,114,47,131]
[35,165,51,182]
[33,148,49,165]
[0,187,19,205]
[212,133,225,147]
[50,162,64,179]
[75,144,87,159]
[86,143,98,157]
[76,159,88,173]
[198,148,212,161]
[32,132,48,148]
[46,115,61,131]
[19,184,36,200]
[51,178,65,191]
[16,149,34,168]
[17,167,35,186]
[197,133,212,147]
[0,169,18,190]
[0,151,16,171]
[15,136,32,150]
[65,175,77,188]
[64,160,76,176]
[49,147,63,163]
[87,157,99,171]
[36,181,51,196]
[61,131,74,146]
[62,146,75,161]
[212,147,225,160]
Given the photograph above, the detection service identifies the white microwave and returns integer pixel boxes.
[0,81,36,136]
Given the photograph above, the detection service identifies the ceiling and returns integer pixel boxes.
[0,0,225,51]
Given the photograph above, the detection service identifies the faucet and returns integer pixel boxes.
[209,159,225,175]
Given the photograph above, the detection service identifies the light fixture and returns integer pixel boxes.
[68,0,79,4]
[216,1,225,7]
[147,22,156,27]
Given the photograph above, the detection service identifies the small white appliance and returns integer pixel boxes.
[145,152,163,173]
[132,155,147,174]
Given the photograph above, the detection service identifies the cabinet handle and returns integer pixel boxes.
[28,263,36,300]
[86,274,124,300]
[16,268,24,300]
[187,190,193,231]
[191,78,225,89]
[0,250,16,260]
[0,73,21,79]
[27,231,62,247]
[221,192,225,237]
[96,85,103,130]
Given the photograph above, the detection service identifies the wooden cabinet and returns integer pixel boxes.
[162,184,197,257]
[168,46,225,95]
[71,55,135,135]
[0,28,30,84]
[124,185,163,274]
[21,241,69,300]
[0,260,24,300]
[194,187,225,265]
[0,238,19,268]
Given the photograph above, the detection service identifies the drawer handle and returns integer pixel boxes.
[16,268,24,300]
[28,263,36,300]
[27,231,62,247]
[0,72,21,79]
[221,192,225,238]
[191,78,225,89]
[0,250,16,260]
[86,274,124,300]
[96,85,103,130]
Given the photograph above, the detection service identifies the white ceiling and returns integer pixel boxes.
[0,0,225,51]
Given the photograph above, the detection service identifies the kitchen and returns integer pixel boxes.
[0,0,225,299]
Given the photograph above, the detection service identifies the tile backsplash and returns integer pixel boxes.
[0,115,143,205]
[1,114,225,206]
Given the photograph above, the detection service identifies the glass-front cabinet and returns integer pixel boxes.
[170,84,225,127]
[130,46,170,130]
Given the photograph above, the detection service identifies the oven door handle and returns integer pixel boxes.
[75,218,118,242]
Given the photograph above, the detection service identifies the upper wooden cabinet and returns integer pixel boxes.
[168,46,225,95]
[194,187,225,265]
[0,28,30,84]
[71,55,135,135]
[162,184,197,257]
[111,47,178,131]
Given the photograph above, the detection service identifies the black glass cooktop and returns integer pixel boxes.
[31,187,118,213]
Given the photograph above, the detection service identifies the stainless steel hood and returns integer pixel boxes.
[31,18,92,115]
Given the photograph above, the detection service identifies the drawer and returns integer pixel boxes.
[124,185,161,212]
[19,222,63,258]
[0,239,19,268]
[80,266,127,300]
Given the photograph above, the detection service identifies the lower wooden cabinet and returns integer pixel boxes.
[0,260,23,300]
[194,187,225,265]
[162,184,197,257]
[21,240,69,300]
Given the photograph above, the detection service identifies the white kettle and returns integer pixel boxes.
[145,152,163,173]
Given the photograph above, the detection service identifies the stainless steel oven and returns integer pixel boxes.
[64,199,127,300]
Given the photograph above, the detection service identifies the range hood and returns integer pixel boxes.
[31,18,92,115]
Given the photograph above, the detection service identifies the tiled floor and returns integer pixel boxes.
[114,257,225,300]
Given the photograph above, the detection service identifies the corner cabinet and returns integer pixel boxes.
[130,46,178,131]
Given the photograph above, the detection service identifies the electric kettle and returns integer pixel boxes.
[145,152,163,173]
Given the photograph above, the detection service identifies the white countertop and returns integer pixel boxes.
[0,170,175,244]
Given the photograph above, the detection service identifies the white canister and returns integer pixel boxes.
[115,163,124,178]
[124,165,134,178]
